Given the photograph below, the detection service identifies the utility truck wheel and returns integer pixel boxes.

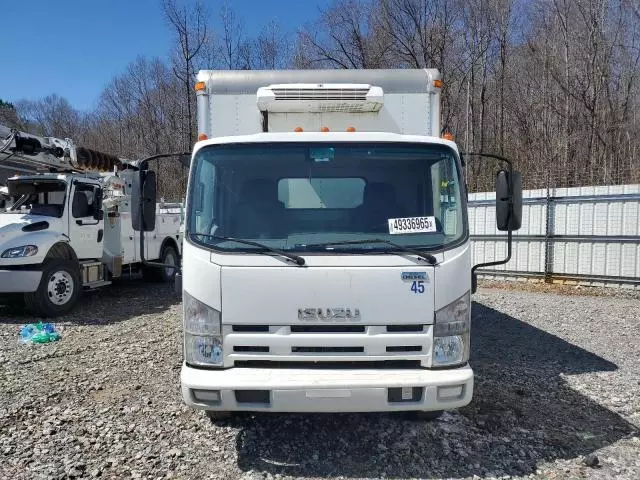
[142,244,179,283]
[159,245,179,282]
[25,259,81,317]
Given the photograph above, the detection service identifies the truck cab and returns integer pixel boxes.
[4,175,104,252]
[176,69,521,419]
[0,175,104,299]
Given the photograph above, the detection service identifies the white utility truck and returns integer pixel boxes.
[132,69,522,419]
[0,125,184,316]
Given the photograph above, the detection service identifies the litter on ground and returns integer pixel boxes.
[19,321,61,344]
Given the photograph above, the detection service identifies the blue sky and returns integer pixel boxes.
[0,0,329,112]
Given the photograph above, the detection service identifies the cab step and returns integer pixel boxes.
[83,280,112,289]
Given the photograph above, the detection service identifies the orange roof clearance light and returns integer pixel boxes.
[198,133,208,141]
[346,126,356,132]
[320,126,330,132]
[433,79,443,88]
[194,81,206,92]
[294,127,303,132]
[442,132,454,141]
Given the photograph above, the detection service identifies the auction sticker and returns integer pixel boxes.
[388,216,437,234]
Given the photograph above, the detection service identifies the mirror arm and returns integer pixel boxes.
[136,152,191,171]
[136,153,189,273]
[465,151,516,293]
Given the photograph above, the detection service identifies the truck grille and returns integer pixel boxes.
[223,324,432,368]
[291,346,364,353]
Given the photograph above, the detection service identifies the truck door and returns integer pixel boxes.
[117,207,138,263]
[67,182,104,260]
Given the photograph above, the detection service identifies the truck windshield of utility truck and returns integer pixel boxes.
[187,142,467,253]
[6,179,67,218]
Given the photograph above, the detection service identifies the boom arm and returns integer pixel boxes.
[1,124,131,174]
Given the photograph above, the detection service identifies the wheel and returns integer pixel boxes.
[142,244,179,282]
[159,245,179,282]
[407,410,444,421]
[25,259,81,317]
[206,410,232,422]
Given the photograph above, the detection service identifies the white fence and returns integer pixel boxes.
[469,184,640,288]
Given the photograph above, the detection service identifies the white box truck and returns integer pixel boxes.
[132,69,522,419]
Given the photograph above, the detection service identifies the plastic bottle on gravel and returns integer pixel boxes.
[19,321,61,344]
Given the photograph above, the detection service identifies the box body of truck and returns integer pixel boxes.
[180,69,475,416]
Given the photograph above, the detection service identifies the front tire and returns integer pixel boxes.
[25,259,81,317]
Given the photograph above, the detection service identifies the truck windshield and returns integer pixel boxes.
[6,180,67,218]
[187,142,467,253]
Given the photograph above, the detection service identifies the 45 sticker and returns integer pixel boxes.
[401,272,428,294]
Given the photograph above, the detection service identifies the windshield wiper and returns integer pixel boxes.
[188,232,306,266]
[302,239,438,265]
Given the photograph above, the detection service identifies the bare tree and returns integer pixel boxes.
[0,100,25,130]
[219,1,250,69]
[377,0,465,134]
[12,95,83,139]
[298,0,392,68]
[162,0,210,151]
[255,19,291,69]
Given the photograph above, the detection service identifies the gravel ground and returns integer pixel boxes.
[1,279,639,480]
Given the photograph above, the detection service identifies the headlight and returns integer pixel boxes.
[433,291,470,367]
[1,245,38,258]
[183,291,223,367]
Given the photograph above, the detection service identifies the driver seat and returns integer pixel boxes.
[353,182,404,233]
[72,190,91,218]
[230,179,285,238]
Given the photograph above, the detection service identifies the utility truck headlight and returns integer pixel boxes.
[183,291,223,367]
[1,245,38,258]
[433,291,470,367]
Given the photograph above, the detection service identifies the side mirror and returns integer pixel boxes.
[131,170,157,232]
[93,186,103,220]
[496,169,522,231]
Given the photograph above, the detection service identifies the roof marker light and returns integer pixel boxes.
[346,126,356,132]
[294,127,303,132]
[194,81,206,91]
[198,133,208,141]
[442,132,454,141]
[434,80,443,88]
[320,127,330,132]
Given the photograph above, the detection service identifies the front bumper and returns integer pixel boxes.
[0,269,42,293]
[181,363,473,413]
